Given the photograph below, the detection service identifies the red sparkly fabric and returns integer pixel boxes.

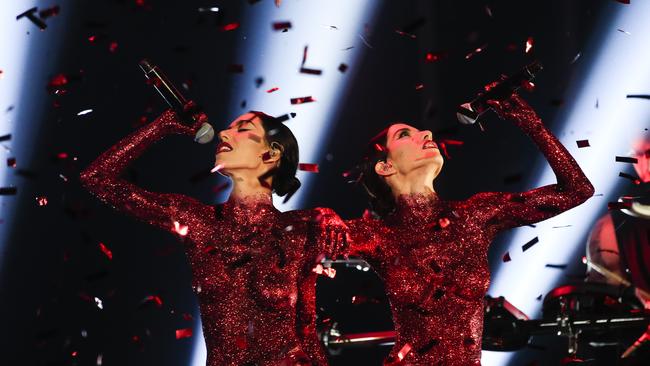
[80,110,337,365]
[347,96,595,365]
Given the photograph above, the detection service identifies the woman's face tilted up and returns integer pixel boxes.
[214,112,280,179]
[375,123,444,183]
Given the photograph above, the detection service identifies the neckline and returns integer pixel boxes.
[390,192,443,224]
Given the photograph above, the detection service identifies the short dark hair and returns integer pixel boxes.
[358,127,396,217]
[250,111,301,198]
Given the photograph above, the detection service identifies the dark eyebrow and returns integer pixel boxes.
[234,119,255,128]
[392,127,410,139]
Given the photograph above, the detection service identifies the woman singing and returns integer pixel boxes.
[344,94,594,365]
[80,106,345,365]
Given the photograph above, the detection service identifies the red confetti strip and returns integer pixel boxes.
[108,41,118,53]
[301,45,308,66]
[142,295,163,307]
[16,7,47,30]
[521,236,539,252]
[266,87,279,93]
[175,328,193,339]
[272,21,291,30]
[222,22,240,31]
[415,83,424,90]
[502,252,511,262]
[397,343,412,360]
[619,172,641,184]
[425,52,445,63]
[99,242,113,260]
[521,80,535,92]
[576,139,590,148]
[173,221,189,236]
[465,44,487,60]
[395,29,416,39]
[299,67,322,75]
[525,37,534,54]
[615,156,638,164]
[338,63,348,73]
[290,96,315,104]
[374,143,386,152]
[36,196,48,206]
[7,158,16,168]
[88,35,96,42]
[298,163,319,173]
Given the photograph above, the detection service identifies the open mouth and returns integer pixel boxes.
[422,140,438,150]
[216,142,233,154]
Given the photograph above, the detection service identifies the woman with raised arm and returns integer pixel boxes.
[344,94,594,365]
[80,106,345,365]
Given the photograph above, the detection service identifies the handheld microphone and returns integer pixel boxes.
[139,59,215,144]
[457,61,543,125]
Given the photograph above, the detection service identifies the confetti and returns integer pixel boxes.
[570,52,582,64]
[17,7,47,30]
[290,96,315,104]
[94,297,103,309]
[618,172,641,184]
[545,263,567,269]
[521,236,539,252]
[222,22,240,31]
[608,201,632,210]
[299,67,322,75]
[77,109,93,116]
[36,196,48,206]
[397,343,412,360]
[210,164,224,173]
[626,94,650,100]
[525,37,534,53]
[0,187,17,195]
[272,21,291,31]
[198,7,219,12]
[502,252,511,262]
[465,44,487,60]
[0,134,12,142]
[298,163,319,173]
[173,221,189,236]
[7,158,16,168]
[338,63,348,73]
[395,29,416,39]
[616,156,638,164]
[47,73,68,94]
[108,41,118,53]
[266,87,279,93]
[301,45,308,66]
[255,77,264,88]
[415,84,424,90]
[617,28,631,35]
[576,139,590,148]
[141,295,163,307]
[99,242,113,260]
[275,112,296,123]
[176,328,193,339]
[358,34,373,48]
[425,52,445,63]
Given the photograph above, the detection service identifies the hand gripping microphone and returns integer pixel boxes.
[457,61,543,125]
[139,59,215,144]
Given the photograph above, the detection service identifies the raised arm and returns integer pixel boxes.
[471,94,595,232]
[80,108,214,244]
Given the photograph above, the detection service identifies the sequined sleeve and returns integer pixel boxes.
[471,95,595,232]
[79,110,214,246]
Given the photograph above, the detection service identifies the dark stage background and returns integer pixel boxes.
[0,1,643,365]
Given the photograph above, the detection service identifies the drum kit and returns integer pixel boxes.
[320,258,650,364]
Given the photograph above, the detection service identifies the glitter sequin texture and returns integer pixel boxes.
[80,110,339,365]
[347,96,595,365]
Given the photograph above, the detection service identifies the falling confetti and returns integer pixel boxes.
[266,87,279,93]
[176,328,193,339]
[395,29,416,39]
[36,196,48,206]
[626,94,650,100]
[77,109,93,116]
[465,44,487,60]
[608,201,632,210]
[525,37,534,53]
[619,172,641,184]
[617,28,631,35]
[173,221,189,236]
[7,158,16,168]
[94,297,103,309]
[211,164,224,173]
[338,63,348,72]
[576,139,590,148]
[108,41,118,53]
[16,7,47,30]
[502,252,511,262]
[298,163,319,173]
[290,96,315,105]
[99,242,113,260]
[615,156,638,164]
[521,236,539,252]
[299,67,322,75]
[272,21,291,31]
[222,22,240,31]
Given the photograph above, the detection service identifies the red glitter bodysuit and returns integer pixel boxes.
[80,110,340,365]
[345,96,595,365]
